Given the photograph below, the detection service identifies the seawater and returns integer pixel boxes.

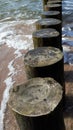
[0,0,43,21]
[0,0,43,51]
[62,0,73,65]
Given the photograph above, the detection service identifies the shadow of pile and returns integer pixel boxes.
[64,95,73,118]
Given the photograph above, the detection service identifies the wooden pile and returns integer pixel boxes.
[8,0,66,130]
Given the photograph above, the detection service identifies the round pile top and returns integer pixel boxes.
[47,1,62,4]
[24,47,63,67]
[32,28,59,38]
[36,18,61,26]
[42,11,60,16]
[46,4,61,8]
[8,77,63,117]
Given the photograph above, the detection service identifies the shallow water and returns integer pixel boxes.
[0,0,43,21]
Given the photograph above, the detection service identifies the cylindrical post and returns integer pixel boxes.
[43,0,48,10]
[41,11,61,20]
[47,0,62,4]
[24,47,65,92]
[44,4,62,19]
[44,4,62,13]
[35,18,62,45]
[32,28,62,50]
[8,77,65,130]
[35,18,61,32]
[47,0,62,2]
[43,0,48,5]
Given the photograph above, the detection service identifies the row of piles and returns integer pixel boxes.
[8,0,66,130]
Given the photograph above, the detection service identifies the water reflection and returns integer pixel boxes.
[62,0,73,65]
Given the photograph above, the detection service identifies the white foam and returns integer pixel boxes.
[0,19,37,27]
[62,26,71,31]
[23,19,38,24]
[0,60,16,130]
[64,7,73,10]
[14,50,22,58]
[0,20,35,57]
[0,20,35,129]
[8,60,17,76]
[6,34,33,57]
[63,45,71,52]
[62,37,69,41]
